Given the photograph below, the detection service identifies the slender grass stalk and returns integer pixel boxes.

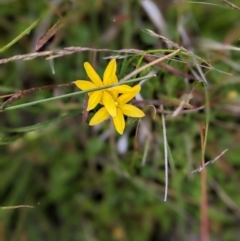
[0,19,39,53]
[0,73,156,112]
[120,49,181,82]
[161,105,168,202]
[202,84,210,158]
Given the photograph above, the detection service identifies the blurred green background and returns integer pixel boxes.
[1,0,240,240]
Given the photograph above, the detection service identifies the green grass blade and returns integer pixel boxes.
[0,75,150,112]
[1,109,82,133]
[0,135,20,145]
[0,19,39,53]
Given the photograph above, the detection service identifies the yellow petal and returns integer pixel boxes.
[74,80,97,91]
[110,89,118,101]
[103,59,117,85]
[102,91,116,117]
[84,62,102,86]
[120,104,145,117]
[87,91,102,111]
[112,108,125,135]
[89,107,109,126]
[114,84,134,93]
[112,74,118,84]
[130,85,141,94]
[117,85,141,105]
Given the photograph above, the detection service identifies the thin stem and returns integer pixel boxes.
[161,105,168,202]
[0,75,152,112]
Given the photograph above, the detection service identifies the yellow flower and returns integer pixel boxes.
[89,85,145,135]
[74,59,133,117]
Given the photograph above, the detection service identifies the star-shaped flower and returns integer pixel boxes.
[89,85,145,134]
[74,59,133,117]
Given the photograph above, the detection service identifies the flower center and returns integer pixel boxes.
[115,101,118,107]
